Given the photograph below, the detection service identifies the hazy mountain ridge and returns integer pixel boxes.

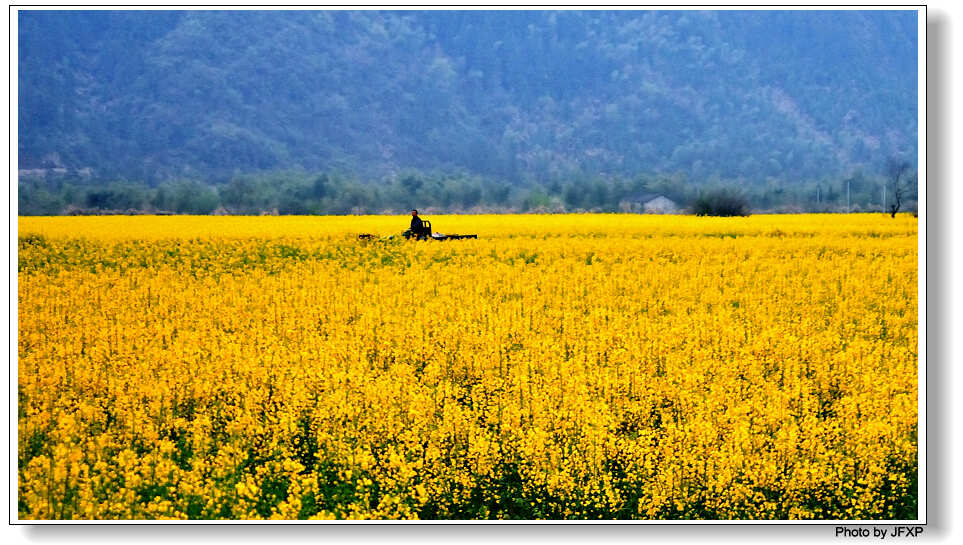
[18,10,917,186]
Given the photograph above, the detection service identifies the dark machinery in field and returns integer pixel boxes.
[402,220,477,241]
[357,218,477,242]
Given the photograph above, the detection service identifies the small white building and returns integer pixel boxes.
[620,192,680,214]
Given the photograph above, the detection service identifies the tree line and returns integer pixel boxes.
[18,167,918,217]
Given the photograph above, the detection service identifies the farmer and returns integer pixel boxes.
[410,209,427,238]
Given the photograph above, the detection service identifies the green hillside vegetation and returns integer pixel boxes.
[18,10,918,214]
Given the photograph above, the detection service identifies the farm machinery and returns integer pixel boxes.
[358,219,477,241]
[402,220,477,241]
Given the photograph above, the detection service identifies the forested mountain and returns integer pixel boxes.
[17,10,918,213]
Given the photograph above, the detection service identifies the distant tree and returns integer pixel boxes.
[521,188,553,212]
[587,179,610,210]
[278,192,312,215]
[310,174,330,200]
[400,175,423,195]
[691,187,751,217]
[460,183,482,209]
[562,184,584,209]
[485,182,511,206]
[84,183,148,211]
[339,184,368,212]
[157,180,219,214]
[18,185,64,215]
[885,158,914,218]
[219,176,275,213]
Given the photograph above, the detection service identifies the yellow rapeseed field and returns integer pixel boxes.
[17,214,918,520]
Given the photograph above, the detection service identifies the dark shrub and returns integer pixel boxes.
[691,188,751,217]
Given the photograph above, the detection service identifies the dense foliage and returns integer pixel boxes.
[19,10,918,203]
[17,168,917,216]
[693,188,751,217]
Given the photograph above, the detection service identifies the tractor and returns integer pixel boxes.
[402,219,477,241]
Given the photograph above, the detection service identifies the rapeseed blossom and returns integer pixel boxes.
[17,214,918,520]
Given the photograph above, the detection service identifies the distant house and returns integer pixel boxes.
[620,192,680,214]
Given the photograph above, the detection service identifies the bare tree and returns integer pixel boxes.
[885,158,913,218]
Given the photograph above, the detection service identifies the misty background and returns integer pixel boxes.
[17,9,919,215]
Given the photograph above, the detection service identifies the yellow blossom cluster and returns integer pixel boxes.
[17,214,918,520]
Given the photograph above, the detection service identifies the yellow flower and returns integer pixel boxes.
[17,214,918,520]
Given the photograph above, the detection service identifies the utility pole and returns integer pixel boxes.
[883,184,886,213]
[847,179,851,213]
